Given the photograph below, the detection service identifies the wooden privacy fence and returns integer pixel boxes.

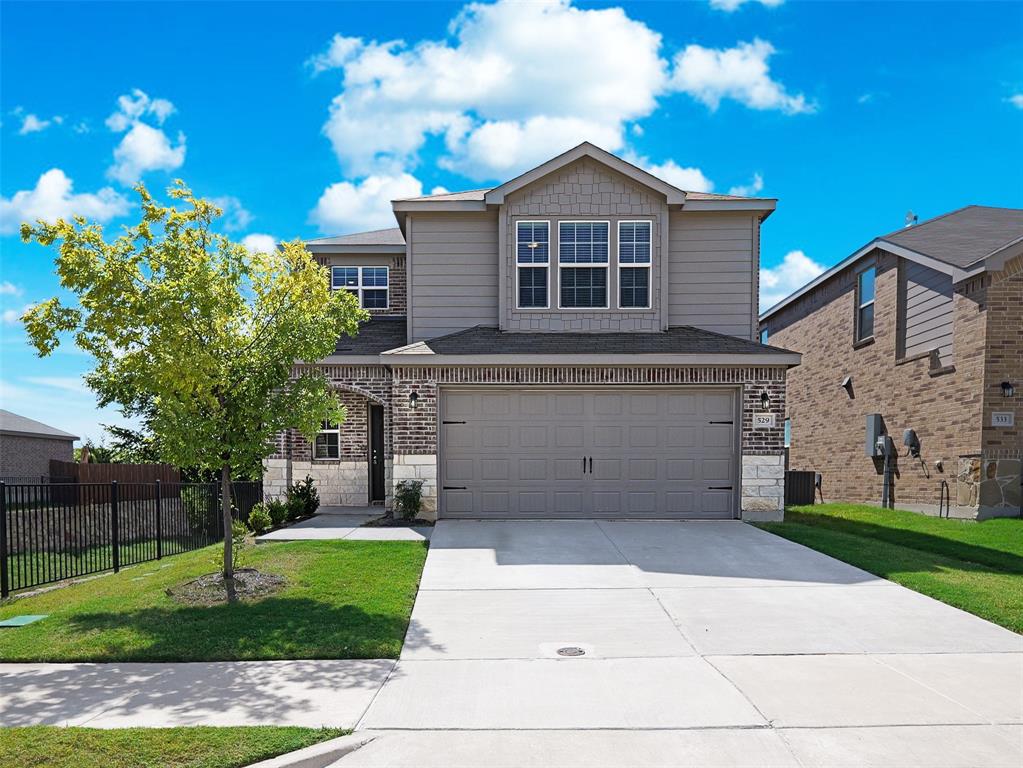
[48,461,180,503]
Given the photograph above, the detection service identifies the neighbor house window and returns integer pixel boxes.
[760,328,769,344]
[855,266,875,341]
[559,221,609,308]
[314,421,340,459]
[516,221,549,309]
[331,266,389,309]
[618,221,651,309]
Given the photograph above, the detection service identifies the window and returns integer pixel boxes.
[559,221,609,308]
[314,421,340,459]
[516,221,549,308]
[331,266,389,309]
[618,221,651,309]
[759,327,769,344]
[855,266,875,341]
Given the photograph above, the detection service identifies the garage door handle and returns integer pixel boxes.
[588,457,593,473]
[708,486,733,490]
[443,486,467,490]
[442,420,466,425]
[709,420,734,425]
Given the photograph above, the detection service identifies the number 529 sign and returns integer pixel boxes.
[753,413,776,429]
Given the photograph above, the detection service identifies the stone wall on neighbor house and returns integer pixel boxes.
[764,247,1018,517]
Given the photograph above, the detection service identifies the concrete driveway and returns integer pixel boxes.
[344,520,1023,767]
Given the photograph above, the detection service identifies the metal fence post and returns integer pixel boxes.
[1,482,9,599]
[155,479,162,560]
[110,481,120,573]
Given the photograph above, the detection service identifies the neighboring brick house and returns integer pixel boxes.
[268,143,800,521]
[759,206,1022,519]
[0,409,78,480]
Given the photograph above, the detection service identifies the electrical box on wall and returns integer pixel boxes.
[865,414,884,457]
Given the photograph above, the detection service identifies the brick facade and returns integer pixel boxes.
[0,434,74,479]
[765,250,1021,518]
[313,253,406,316]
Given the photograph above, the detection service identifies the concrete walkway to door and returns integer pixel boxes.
[340,520,1023,767]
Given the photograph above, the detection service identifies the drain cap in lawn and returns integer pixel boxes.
[557,646,585,657]
[0,615,47,628]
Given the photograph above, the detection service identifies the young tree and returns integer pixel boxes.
[21,182,365,580]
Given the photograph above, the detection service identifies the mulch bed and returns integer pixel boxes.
[364,514,435,528]
[166,568,286,606]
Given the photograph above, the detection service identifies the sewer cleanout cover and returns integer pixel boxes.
[557,646,586,657]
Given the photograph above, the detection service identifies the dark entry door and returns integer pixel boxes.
[369,404,385,503]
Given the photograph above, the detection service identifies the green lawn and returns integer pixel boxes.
[757,503,1023,633]
[0,540,427,662]
[0,726,346,768]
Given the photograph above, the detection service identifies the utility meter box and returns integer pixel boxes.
[865,414,884,457]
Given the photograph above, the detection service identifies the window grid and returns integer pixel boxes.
[617,220,652,309]
[855,266,875,342]
[314,420,340,460]
[331,266,389,310]
[559,221,609,309]
[516,221,550,309]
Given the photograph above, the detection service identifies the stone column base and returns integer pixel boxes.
[741,454,785,522]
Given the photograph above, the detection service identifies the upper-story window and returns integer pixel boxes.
[759,328,769,344]
[618,221,651,309]
[516,221,549,309]
[332,266,389,309]
[559,221,609,309]
[314,420,340,459]
[855,266,875,342]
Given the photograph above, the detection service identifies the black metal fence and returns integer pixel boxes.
[0,480,263,597]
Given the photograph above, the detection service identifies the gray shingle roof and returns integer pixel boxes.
[882,206,1023,268]
[306,228,406,246]
[0,409,78,440]
[333,315,408,355]
[390,325,795,356]
[394,189,491,202]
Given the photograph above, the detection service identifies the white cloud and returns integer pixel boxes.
[0,169,130,234]
[311,173,423,233]
[0,282,22,296]
[1008,94,1023,110]
[18,114,51,134]
[2,303,34,326]
[709,0,783,11]
[636,157,714,192]
[670,39,813,114]
[106,89,186,184]
[309,0,667,181]
[211,196,254,231]
[241,233,278,254]
[22,376,87,394]
[760,249,826,310]
[728,172,764,197]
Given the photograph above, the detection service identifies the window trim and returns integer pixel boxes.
[616,219,652,310]
[854,265,876,343]
[331,266,389,310]
[515,219,551,310]
[314,420,341,460]
[557,219,611,310]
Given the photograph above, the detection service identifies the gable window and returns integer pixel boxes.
[559,221,609,308]
[516,221,549,309]
[855,266,875,342]
[314,421,340,459]
[618,221,652,309]
[331,266,389,309]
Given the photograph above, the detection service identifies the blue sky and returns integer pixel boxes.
[2,0,1021,443]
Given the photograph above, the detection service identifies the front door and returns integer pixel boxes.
[369,404,385,504]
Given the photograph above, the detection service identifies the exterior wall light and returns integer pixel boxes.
[760,391,770,409]
[409,391,419,410]
[1001,381,1015,398]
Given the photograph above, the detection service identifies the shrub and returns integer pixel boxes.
[394,479,424,520]
[215,519,248,571]
[287,475,320,517]
[286,495,306,521]
[248,503,272,534]
[267,498,288,526]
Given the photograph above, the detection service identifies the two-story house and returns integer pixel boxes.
[267,143,800,521]
[760,206,1022,519]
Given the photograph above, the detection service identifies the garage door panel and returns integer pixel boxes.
[440,388,738,520]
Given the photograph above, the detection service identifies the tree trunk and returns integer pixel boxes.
[221,463,234,581]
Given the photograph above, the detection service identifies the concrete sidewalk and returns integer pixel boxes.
[257,508,431,542]
[0,660,394,728]
[338,519,1023,767]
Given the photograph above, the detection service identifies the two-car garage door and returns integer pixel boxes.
[439,388,739,519]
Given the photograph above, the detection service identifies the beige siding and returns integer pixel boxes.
[668,211,756,339]
[900,260,954,365]
[410,212,499,341]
